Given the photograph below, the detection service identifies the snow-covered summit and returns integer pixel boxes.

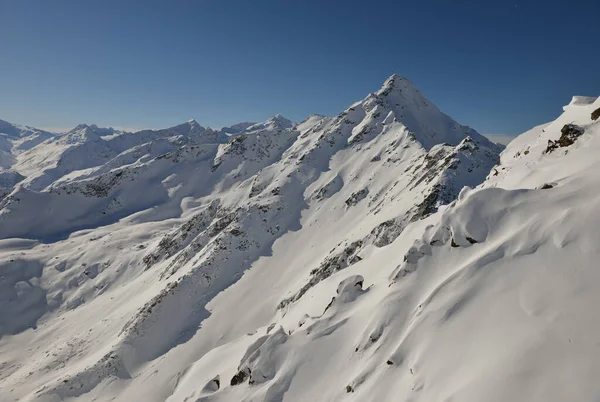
[341,74,496,151]
[380,73,418,92]
[169,119,207,135]
[245,114,295,132]
[61,124,105,143]
[66,123,122,136]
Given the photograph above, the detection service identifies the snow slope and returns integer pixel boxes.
[1,76,597,402]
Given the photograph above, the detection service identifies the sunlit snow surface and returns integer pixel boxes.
[0,78,598,402]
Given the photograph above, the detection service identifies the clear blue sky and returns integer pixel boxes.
[1,0,599,135]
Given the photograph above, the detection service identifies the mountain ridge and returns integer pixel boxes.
[1,75,596,402]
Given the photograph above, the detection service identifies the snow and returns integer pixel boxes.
[0,75,598,402]
[245,114,295,132]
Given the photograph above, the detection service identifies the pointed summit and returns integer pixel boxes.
[168,119,207,136]
[246,114,295,132]
[68,123,90,133]
[342,74,500,151]
[267,114,294,129]
[63,124,121,141]
[377,74,424,100]
[61,123,102,143]
[154,119,230,144]
[186,119,207,133]
[382,73,411,88]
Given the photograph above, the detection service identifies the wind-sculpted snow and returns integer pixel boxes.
[278,134,499,312]
[0,75,518,402]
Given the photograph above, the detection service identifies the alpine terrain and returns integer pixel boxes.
[0,75,599,402]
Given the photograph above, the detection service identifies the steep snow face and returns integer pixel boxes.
[0,75,505,402]
[357,74,484,150]
[171,96,600,402]
[158,96,599,402]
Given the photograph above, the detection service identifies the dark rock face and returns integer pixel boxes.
[592,107,600,121]
[367,217,408,248]
[546,124,585,153]
[558,124,584,147]
[142,201,220,269]
[230,369,249,386]
[411,185,443,221]
[278,240,363,310]
[545,140,558,153]
[51,168,136,198]
[345,188,368,207]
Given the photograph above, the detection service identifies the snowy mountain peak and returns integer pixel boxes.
[63,124,104,143]
[168,119,209,136]
[268,113,294,128]
[245,114,295,132]
[62,124,124,143]
[341,74,498,151]
[69,123,90,132]
[381,73,412,89]
[188,119,205,131]
[377,73,424,98]
[186,119,207,131]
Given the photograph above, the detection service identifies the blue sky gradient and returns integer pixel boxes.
[1,0,599,135]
